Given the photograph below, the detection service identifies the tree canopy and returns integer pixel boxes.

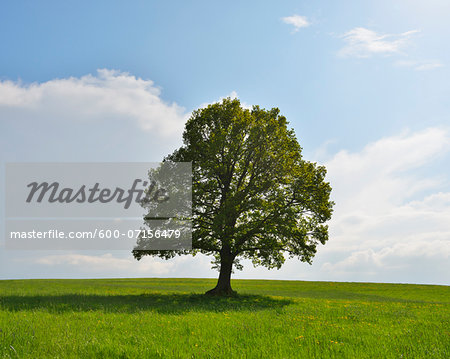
[134,98,333,295]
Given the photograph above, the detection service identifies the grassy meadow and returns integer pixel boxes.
[0,278,448,358]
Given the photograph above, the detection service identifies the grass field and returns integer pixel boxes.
[0,278,448,358]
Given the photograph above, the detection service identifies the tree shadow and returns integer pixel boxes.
[0,293,293,314]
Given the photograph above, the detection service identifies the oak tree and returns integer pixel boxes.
[134,98,333,295]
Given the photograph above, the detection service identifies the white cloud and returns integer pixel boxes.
[395,60,444,71]
[321,236,450,282]
[281,15,310,32]
[24,252,216,279]
[35,253,175,275]
[317,128,450,283]
[198,91,252,110]
[0,69,188,137]
[338,27,419,58]
[326,128,450,213]
[415,63,444,71]
[408,191,450,211]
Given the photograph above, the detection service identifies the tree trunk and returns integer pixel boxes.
[205,251,236,296]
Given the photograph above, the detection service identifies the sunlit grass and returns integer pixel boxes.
[0,278,448,358]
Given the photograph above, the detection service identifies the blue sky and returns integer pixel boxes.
[1,0,449,284]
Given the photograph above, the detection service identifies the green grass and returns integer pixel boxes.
[0,278,448,358]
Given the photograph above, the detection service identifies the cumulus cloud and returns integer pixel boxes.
[281,15,310,32]
[35,253,175,275]
[323,238,449,273]
[318,128,450,284]
[326,128,449,213]
[0,69,188,136]
[338,27,419,58]
[26,252,215,279]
